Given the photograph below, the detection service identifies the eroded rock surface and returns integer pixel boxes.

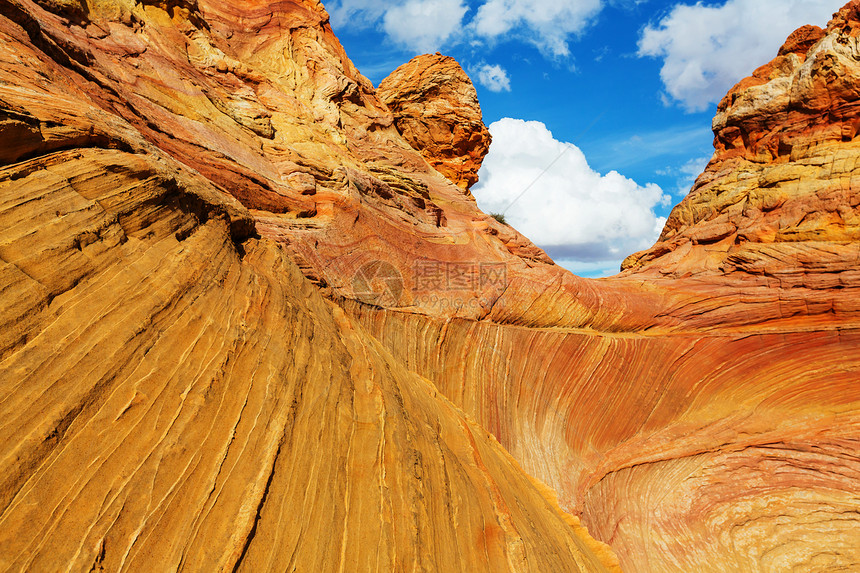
[0,0,858,571]
[378,53,492,191]
[0,149,617,572]
[624,3,860,285]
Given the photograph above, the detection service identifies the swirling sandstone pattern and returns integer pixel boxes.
[0,0,620,570]
[0,0,858,571]
[347,305,860,572]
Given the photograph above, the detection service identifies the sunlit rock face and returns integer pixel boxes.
[0,0,858,571]
[377,53,492,192]
[623,3,860,284]
[346,5,860,572]
[0,0,621,570]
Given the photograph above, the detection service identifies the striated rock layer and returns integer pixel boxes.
[0,3,619,568]
[349,305,860,572]
[0,148,617,571]
[623,5,860,281]
[0,0,858,571]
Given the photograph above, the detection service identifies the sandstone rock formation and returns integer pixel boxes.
[623,6,860,282]
[0,1,618,570]
[0,0,858,571]
[0,1,615,571]
[378,54,492,191]
[0,148,617,572]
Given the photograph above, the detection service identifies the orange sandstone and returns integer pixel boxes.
[0,0,858,571]
[378,53,492,191]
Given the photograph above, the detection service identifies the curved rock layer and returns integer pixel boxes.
[347,304,860,572]
[0,119,617,572]
[0,0,858,571]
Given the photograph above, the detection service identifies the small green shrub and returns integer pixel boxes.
[490,213,507,225]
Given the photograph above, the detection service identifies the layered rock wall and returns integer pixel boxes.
[0,0,858,571]
[0,45,617,572]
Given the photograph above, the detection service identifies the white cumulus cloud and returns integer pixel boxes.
[327,0,468,54]
[474,63,512,92]
[638,0,840,112]
[328,0,606,59]
[472,118,670,273]
[382,0,470,53]
[473,0,603,57]
[327,0,388,29]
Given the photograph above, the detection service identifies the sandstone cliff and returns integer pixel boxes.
[623,7,860,283]
[0,0,858,571]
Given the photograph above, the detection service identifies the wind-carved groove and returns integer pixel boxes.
[230,433,286,573]
[0,366,117,517]
[174,339,246,571]
[0,110,136,168]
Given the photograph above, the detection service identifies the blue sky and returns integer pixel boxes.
[326,0,842,276]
